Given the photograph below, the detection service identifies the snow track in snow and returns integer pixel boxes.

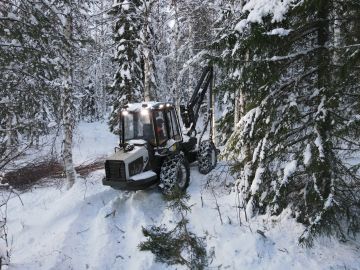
[7,168,360,270]
[7,169,170,270]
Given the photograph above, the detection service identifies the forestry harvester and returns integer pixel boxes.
[102,66,218,194]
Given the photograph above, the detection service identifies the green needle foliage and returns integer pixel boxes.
[139,189,209,269]
[216,0,360,246]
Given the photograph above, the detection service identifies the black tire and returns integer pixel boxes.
[159,153,190,194]
[197,140,217,174]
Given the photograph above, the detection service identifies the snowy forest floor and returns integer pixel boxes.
[4,121,360,270]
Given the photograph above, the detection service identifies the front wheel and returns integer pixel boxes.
[197,140,217,174]
[159,153,190,195]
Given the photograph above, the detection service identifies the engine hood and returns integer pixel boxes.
[106,145,148,165]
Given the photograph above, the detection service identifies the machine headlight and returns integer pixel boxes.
[141,109,149,116]
[170,144,177,152]
[129,157,144,176]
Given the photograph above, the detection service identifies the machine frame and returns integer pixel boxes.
[102,66,217,193]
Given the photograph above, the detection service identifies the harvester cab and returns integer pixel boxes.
[103,66,217,194]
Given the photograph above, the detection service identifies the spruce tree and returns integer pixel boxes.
[108,0,158,133]
[211,0,246,144]
[220,0,360,245]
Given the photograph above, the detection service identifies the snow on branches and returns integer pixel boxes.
[221,0,360,245]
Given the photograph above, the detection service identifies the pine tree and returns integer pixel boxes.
[221,0,360,245]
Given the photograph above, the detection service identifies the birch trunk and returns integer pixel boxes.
[62,12,76,189]
[172,1,181,108]
[333,1,341,65]
[234,89,240,126]
[143,51,151,102]
[5,113,13,149]
[99,0,106,115]
[234,89,246,125]
[234,50,249,127]
[143,2,152,102]
[188,19,194,98]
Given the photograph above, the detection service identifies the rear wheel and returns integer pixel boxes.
[197,140,217,174]
[159,153,190,194]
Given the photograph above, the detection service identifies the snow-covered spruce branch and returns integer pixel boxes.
[215,40,360,65]
[298,194,337,246]
[0,44,47,53]
[209,47,320,64]
[1,67,52,85]
[264,68,318,101]
[0,16,32,27]
[139,190,211,269]
[332,133,360,148]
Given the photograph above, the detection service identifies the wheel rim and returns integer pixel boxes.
[177,163,187,189]
[211,148,216,167]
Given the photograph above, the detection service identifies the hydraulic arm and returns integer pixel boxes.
[180,66,214,136]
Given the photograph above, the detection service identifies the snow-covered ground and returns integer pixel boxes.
[4,121,360,270]
[7,120,119,171]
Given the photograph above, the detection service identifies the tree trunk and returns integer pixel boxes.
[315,0,332,200]
[99,0,106,116]
[188,18,194,99]
[143,51,151,102]
[333,0,341,65]
[234,50,249,127]
[172,1,181,109]
[5,112,13,149]
[62,12,76,189]
[143,2,152,102]
[234,0,247,127]
[234,89,241,126]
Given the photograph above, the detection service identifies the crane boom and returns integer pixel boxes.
[180,66,214,136]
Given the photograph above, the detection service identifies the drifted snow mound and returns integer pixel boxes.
[6,166,360,270]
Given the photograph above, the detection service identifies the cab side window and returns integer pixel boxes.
[171,109,181,141]
[166,111,175,139]
[166,108,181,141]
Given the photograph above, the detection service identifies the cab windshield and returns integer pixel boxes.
[122,111,155,144]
